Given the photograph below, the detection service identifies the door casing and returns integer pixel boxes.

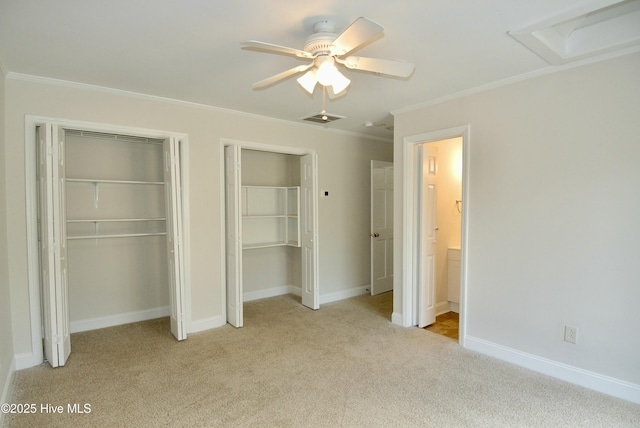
[397,125,469,346]
[219,139,320,325]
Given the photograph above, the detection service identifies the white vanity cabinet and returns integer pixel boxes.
[241,186,300,249]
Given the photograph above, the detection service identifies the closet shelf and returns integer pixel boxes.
[243,241,293,250]
[67,218,166,223]
[67,232,167,240]
[66,178,165,185]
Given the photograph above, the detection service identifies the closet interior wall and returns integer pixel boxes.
[64,131,169,330]
[241,149,301,299]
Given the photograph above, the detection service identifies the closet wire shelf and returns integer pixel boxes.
[65,177,167,240]
[66,218,167,240]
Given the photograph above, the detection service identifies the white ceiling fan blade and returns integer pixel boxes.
[339,56,414,77]
[252,64,313,89]
[330,17,383,56]
[242,40,314,59]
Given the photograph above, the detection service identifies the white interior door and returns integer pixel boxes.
[39,124,71,367]
[418,144,438,328]
[164,137,187,340]
[370,160,394,295]
[225,145,243,326]
[300,154,319,309]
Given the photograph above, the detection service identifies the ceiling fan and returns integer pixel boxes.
[241,17,415,97]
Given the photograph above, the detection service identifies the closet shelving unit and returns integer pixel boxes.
[64,131,167,242]
[241,185,300,249]
[66,179,166,240]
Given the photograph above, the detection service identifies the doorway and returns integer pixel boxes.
[399,125,469,345]
[222,140,319,328]
[419,137,462,339]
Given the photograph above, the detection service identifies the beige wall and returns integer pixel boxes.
[5,77,392,361]
[394,52,640,387]
[0,67,15,408]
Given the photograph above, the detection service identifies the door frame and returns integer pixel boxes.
[219,138,320,323]
[24,115,191,367]
[398,125,469,345]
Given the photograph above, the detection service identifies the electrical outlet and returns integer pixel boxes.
[564,325,578,344]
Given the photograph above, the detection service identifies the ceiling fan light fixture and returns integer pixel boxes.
[297,70,317,94]
[330,72,350,95]
[315,57,345,86]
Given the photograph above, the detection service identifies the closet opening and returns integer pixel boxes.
[26,118,189,368]
[222,142,319,328]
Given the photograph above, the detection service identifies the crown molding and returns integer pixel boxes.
[5,72,391,143]
[391,47,640,116]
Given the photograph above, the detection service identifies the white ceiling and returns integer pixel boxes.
[1,0,638,141]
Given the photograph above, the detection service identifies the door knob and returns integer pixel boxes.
[370,232,380,237]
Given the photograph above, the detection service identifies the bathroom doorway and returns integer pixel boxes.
[399,125,469,345]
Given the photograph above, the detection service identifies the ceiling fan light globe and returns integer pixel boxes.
[316,60,340,86]
[297,70,318,94]
[331,72,351,95]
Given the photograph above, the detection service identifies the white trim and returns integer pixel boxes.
[1,356,15,415]
[391,47,640,116]
[25,116,191,368]
[435,301,451,316]
[397,126,471,348]
[391,312,403,325]
[465,336,640,405]
[243,286,291,302]
[189,315,226,333]
[449,301,459,314]
[320,285,369,305]
[7,73,392,143]
[69,307,170,334]
[14,353,34,371]
[239,282,370,310]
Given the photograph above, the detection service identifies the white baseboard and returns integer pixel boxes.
[465,335,640,404]
[435,301,451,316]
[189,315,226,333]
[15,352,37,370]
[320,285,369,304]
[245,284,369,305]
[70,306,170,333]
[1,356,15,425]
[392,312,404,326]
[243,285,291,302]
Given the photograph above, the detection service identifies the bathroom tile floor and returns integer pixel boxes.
[424,311,459,340]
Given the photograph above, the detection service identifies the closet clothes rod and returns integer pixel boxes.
[66,218,167,223]
[67,232,167,240]
[66,178,165,185]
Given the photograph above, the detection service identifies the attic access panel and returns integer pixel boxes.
[509,0,640,65]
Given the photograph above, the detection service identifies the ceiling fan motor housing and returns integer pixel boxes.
[303,21,338,55]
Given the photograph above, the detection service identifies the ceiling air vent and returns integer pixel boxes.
[302,112,346,124]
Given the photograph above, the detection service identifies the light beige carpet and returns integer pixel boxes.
[5,292,640,427]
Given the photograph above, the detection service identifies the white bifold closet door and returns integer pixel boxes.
[300,154,319,310]
[224,145,243,328]
[39,124,71,367]
[40,125,187,367]
[164,137,187,340]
